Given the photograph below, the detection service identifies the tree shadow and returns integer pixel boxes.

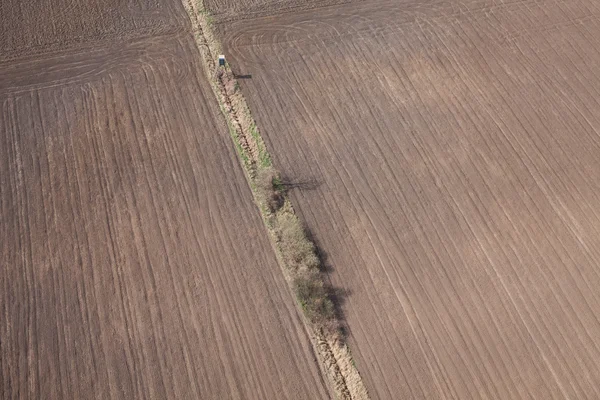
[279,176,322,192]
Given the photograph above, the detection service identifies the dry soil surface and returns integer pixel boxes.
[221,0,600,398]
[204,0,354,23]
[0,1,330,399]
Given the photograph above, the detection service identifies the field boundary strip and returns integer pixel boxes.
[179,0,370,398]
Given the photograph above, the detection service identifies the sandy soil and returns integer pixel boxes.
[0,1,331,399]
[221,0,600,398]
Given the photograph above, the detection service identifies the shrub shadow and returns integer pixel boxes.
[304,225,352,338]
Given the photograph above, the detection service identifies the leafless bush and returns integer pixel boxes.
[294,269,336,330]
[275,212,319,270]
[254,166,283,213]
[274,212,336,331]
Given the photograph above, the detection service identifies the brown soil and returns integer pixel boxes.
[204,0,354,24]
[221,0,600,398]
[0,1,331,399]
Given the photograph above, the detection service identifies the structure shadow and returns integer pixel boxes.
[233,73,252,79]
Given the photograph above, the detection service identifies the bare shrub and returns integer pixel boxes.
[275,212,319,271]
[294,269,336,330]
[273,212,337,331]
[254,166,283,213]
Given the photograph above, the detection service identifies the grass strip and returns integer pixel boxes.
[181,1,369,398]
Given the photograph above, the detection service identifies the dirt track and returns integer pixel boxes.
[222,0,600,398]
[0,1,331,399]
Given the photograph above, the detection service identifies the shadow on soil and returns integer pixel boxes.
[307,227,352,338]
[281,175,351,336]
[233,73,252,79]
[280,177,321,191]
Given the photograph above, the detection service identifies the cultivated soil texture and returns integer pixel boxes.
[0,1,331,399]
[204,0,354,23]
[219,0,600,398]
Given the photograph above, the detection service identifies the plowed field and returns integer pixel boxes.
[204,0,352,23]
[0,1,330,399]
[222,0,600,398]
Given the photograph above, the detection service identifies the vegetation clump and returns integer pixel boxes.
[254,166,284,213]
[253,165,337,332]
